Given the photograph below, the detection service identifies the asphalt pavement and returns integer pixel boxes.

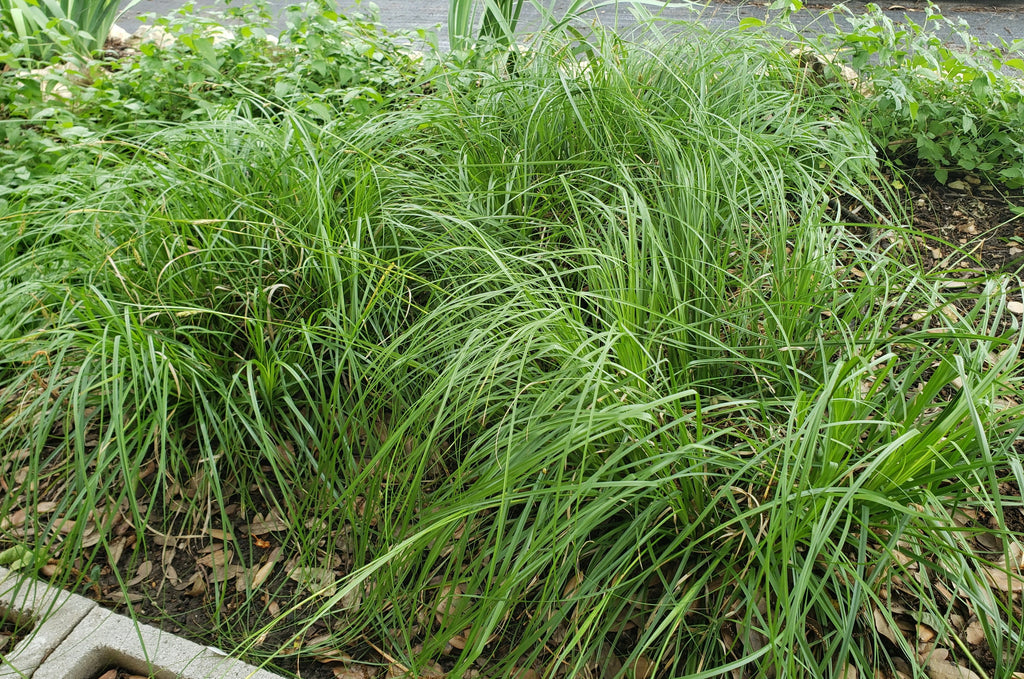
[116,0,1024,48]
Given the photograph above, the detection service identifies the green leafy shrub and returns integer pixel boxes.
[275,2,428,117]
[821,3,1024,187]
[90,2,423,122]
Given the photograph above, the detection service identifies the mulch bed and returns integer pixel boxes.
[911,179,1024,272]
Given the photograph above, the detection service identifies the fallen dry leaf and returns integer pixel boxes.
[420,662,444,678]
[53,517,79,534]
[916,623,937,644]
[0,510,24,532]
[248,511,289,535]
[173,571,205,596]
[594,642,622,678]
[81,525,101,548]
[108,590,144,604]
[386,660,421,679]
[186,576,206,597]
[288,566,336,596]
[241,558,276,592]
[981,564,1024,593]
[965,619,986,645]
[314,647,353,664]
[932,580,954,603]
[628,656,655,679]
[197,549,233,569]
[206,527,233,541]
[975,532,1000,551]
[562,571,583,598]
[872,607,900,646]
[925,658,983,679]
[106,536,127,569]
[339,584,362,613]
[448,632,468,650]
[435,583,466,624]
[511,670,540,679]
[126,560,153,587]
[333,665,375,679]
[210,563,245,585]
[256,548,282,581]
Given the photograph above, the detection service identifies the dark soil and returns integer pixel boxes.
[907,179,1024,272]
[0,614,33,656]
[91,667,159,679]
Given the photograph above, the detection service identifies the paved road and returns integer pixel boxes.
[116,0,1024,48]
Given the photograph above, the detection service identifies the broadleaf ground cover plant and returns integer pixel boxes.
[0,2,423,189]
[2,2,1024,678]
[818,3,1024,187]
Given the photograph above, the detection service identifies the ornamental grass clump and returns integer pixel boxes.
[1,18,1022,679]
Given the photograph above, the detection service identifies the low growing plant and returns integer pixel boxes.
[0,1,423,192]
[820,3,1024,187]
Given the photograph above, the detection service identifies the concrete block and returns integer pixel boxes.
[0,566,97,678]
[35,607,283,679]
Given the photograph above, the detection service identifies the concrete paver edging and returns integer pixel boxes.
[1,566,96,678]
[1,567,283,679]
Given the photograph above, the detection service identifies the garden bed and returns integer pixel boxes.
[2,2,1024,679]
